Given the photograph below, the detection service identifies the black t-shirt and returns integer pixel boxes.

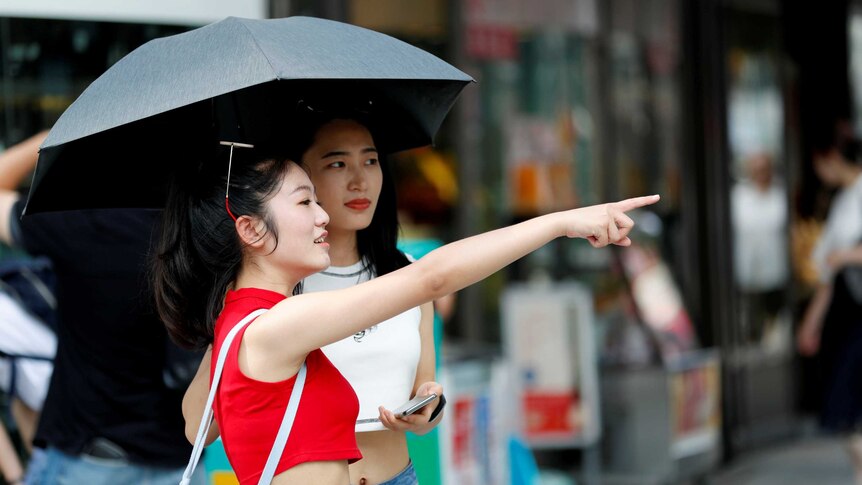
[11,199,195,467]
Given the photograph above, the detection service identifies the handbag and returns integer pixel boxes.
[180,309,307,485]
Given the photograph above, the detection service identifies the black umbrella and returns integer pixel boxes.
[23,15,473,215]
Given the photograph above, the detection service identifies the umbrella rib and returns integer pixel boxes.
[236,20,280,80]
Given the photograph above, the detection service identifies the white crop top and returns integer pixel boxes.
[303,259,422,432]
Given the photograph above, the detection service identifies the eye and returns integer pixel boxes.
[365,158,378,166]
[328,161,346,168]
[300,199,313,206]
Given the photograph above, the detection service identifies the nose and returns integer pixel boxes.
[347,164,367,191]
[316,203,330,227]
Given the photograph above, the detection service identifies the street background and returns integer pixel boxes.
[0,0,858,484]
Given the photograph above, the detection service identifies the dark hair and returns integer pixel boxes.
[290,110,410,278]
[815,119,861,165]
[153,147,294,350]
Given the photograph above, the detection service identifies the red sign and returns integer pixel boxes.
[523,391,581,436]
[465,24,518,61]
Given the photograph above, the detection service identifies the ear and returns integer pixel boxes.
[235,215,268,248]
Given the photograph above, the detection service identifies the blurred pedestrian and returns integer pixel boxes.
[158,143,658,485]
[0,283,56,445]
[0,132,55,485]
[797,121,862,484]
[730,151,789,344]
[0,130,205,485]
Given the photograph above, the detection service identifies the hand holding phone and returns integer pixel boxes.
[391,393,438,418]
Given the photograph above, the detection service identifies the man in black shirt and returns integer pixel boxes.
[0,132,203,484]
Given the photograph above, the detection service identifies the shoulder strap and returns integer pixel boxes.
[179,308,309,485]
[180,308,267,484]
[258,359,307,484]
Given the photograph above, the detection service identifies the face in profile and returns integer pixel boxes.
[263,164,331,278]
[301,119,383,239]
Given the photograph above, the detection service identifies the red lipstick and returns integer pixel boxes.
[344,198,371,210]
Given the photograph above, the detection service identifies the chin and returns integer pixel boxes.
[347,219,374,232]
[336,214,374,229]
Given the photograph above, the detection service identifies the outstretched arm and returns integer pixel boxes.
[248,195,660,371]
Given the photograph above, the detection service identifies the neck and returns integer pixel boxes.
[326,227,361,267]
[754,179,772,192]
[234,261,299,297]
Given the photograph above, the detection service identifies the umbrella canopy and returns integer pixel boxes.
[24,15,473,214]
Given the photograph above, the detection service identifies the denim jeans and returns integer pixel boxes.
[25,447,205,485]
[378,461,418,485]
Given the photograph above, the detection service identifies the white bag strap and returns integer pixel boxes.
[258,358,306,484]
[180,308,308,485]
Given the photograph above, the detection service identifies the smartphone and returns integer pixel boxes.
[392,393,438,417]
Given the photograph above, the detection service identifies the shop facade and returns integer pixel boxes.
[2,0,858,483]
[318,0,813,482]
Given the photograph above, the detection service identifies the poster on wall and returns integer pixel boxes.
[505,115,578,216]
[439,358,511,485]
[618,240,698,360]
[668,352,722,459]
[501,281,601,448]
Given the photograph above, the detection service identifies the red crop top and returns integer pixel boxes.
[212,288,362,485]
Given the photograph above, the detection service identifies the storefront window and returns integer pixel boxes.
[608,0,682,203]
[466,30,605,341]
[851,8,862,138]
[722,7,791,357]
[0,18,190,149]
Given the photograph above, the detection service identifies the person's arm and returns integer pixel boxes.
[0,131,48,246]
[245,195,660,374]
[797,282,833,356]
[0,421,24,485]
[182,347,220,445]
[826,245,862,269]
[0,192,18,246]
[0,131,47,191]
[412,302,437,396]
[378,301,443,434]
[433,292,456,323]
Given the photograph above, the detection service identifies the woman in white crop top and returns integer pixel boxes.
[298,113,440,485]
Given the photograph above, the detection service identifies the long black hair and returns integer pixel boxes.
[152,146,293,350]
[289,107,410,277]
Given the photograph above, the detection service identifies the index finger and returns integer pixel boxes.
[613,194,660,212]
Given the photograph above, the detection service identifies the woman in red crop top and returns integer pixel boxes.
[153,143,658,484]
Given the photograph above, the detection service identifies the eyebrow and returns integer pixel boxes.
[291,184,315,195]
[321,147,378,159]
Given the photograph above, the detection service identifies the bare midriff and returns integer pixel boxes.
[271,460,351,485]
[349,430,410,485]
